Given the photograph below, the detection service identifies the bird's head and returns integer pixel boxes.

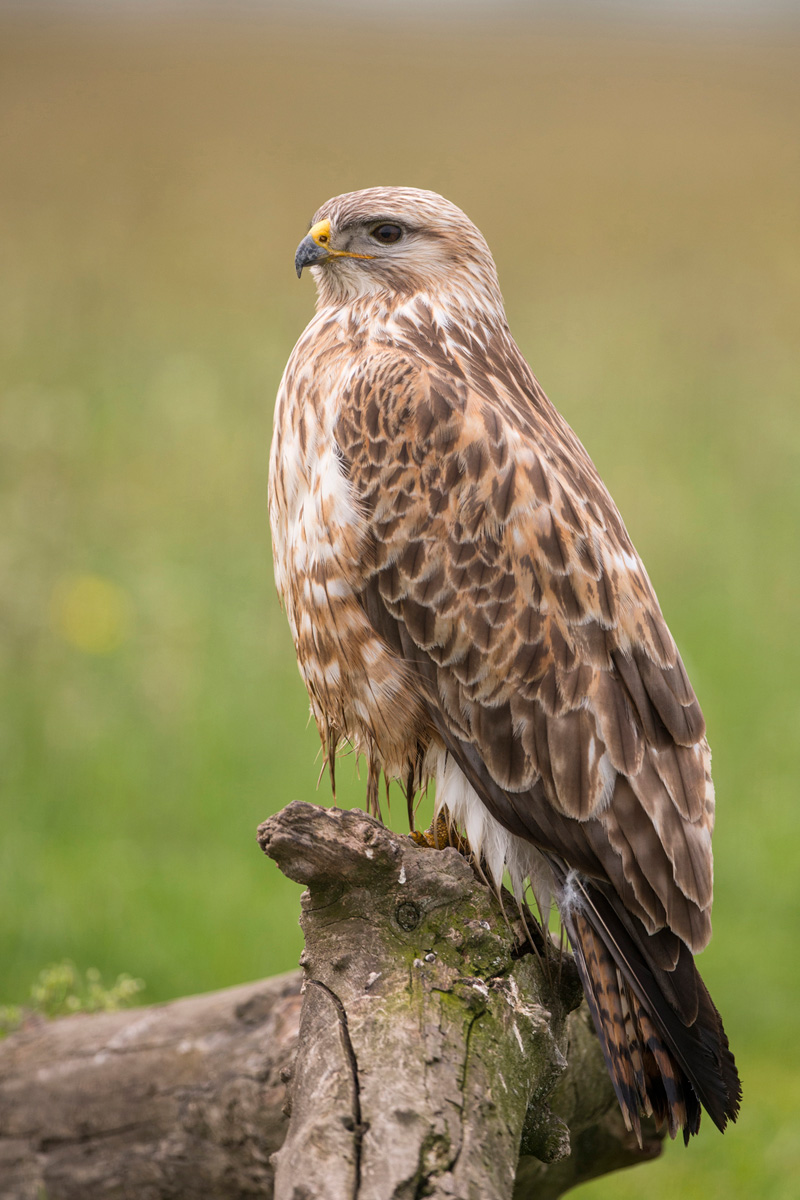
[294,186,505,317]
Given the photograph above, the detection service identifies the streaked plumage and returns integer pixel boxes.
[269,186,740,1141]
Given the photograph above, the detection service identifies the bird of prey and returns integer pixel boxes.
[269,186,741,1142]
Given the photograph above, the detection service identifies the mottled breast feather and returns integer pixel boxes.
[269,311,432,815]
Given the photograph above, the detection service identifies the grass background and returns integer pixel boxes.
[1,9,799,1196]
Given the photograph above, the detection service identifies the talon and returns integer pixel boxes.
[410,812,471,855]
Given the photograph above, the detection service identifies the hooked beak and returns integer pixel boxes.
[295,233,328,279]
[295,218,334,278]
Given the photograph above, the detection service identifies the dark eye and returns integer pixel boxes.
[371,223,403,244]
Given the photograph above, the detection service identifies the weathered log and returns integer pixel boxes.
[0,802,662,1200]
[0,972,300,1199]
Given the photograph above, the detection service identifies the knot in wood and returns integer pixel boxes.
[395,900,421,931]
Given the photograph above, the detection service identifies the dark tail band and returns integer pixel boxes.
[559,872,741,1144]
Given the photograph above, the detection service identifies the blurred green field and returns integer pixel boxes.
[1,13,799,1197]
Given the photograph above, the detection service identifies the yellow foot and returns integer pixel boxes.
[410,812,471,855]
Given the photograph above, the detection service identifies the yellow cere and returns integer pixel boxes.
[309,218,331,246]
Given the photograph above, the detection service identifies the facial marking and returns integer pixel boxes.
[309,216,376,263]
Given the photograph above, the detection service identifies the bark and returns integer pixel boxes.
[0,802,662,1200]
[0,973,300,1199]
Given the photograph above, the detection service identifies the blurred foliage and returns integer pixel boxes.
[0,960,144,1037]
[0,12,798,1196]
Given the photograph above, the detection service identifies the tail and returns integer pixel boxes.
[557,870,741,1145]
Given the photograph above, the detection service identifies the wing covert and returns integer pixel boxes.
[336,350,713,950]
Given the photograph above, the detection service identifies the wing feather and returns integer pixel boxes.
[335,349,714,951]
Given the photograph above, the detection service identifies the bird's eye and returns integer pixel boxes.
[370,223,403,245]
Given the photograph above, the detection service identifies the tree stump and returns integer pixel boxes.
[258,802,661,1200]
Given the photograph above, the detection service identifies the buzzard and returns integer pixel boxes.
[269,186,741,1142]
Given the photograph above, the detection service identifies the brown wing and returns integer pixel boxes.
[335,347,714,953]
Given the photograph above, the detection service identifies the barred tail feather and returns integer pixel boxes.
[559,873,741,1144]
